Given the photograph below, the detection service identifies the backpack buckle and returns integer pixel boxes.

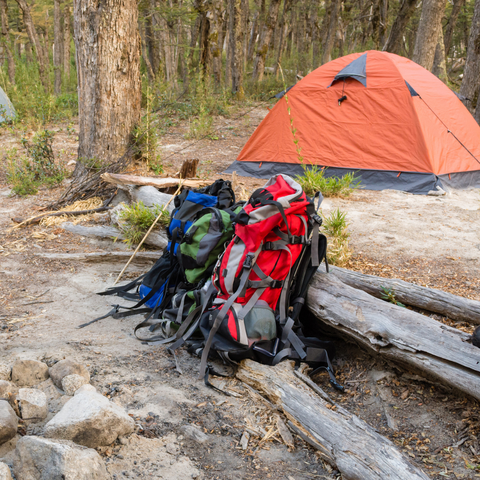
[243,255,254,269]
[313,214,323,226]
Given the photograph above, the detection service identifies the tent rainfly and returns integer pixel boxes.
[226,51,480,194]
[0,86,15,123]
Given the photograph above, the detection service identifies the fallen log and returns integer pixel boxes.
[33,252,161,263]
[115,186,175,213]
[237,360,429,480]
[60,223,168,249]
[102,172,208,190]
[325,265,480,324]
[307,272,480,401]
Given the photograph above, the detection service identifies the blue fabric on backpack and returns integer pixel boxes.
[187,192,217,207]
[168,219,194,237]
[139,283,166,309]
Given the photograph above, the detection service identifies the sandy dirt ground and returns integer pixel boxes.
[0,107,479,479]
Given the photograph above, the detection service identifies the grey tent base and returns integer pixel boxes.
[224,161,480,194]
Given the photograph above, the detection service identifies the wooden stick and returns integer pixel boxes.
[11,207,112,228]
[113,181,183,285]
[102,172,207,189]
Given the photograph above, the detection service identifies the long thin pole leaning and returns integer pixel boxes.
[113,181,184,285]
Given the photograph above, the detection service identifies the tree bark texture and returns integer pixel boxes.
[324,265,480,324]
[412,0,446,70]
[273,0,292,75]
[0,0,15,84]
[432,20,447,82]
[237,361,430,480]
[209,0,224,87]
[63,4,71,78]
[229,0,247,96]
[307,272,480,402]
[73,0,141,169]
[460,0,480,118]
[382,0,417,53]
[15,0,48,88]
[444,0,463,55]
[252,0,281,81]
[54,0,63,95]
[321,0,340,65]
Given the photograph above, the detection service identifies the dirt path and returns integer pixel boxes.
[0,108,479,479]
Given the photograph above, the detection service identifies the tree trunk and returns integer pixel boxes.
[307,272,480,402]
[432,20,447,82]
[53,0,63,95]
[141,21,155,82]
[73,0,141,175]
[412,0,446,70]
[237,361,431,480]
[146,0,161,76]
[459,0,480,119]
[63,4,71,79]
[0,0,15,84]
[321,0,340,64]
[15,0,48,89]
[273,0,292,75]
[229,0,246,96]
[252,0,281,81]
[210,0,224,87]
[382,0,418,54]
[247,10,258,64]
[444,0,463,56]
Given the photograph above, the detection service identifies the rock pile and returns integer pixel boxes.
[0,358,134,479]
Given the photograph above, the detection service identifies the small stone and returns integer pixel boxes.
[62,374,89,396]
[0,462,13,480]
[17,389,48,422]
[75,384,96,395]
[13,436,109,480]
[240,431,250,450]
[0,401,17,446]
[11,360,49,387]
[0,365,11,382]
[0,382,18,410]
[118,436,129,445]
[165,442,179,455]
[180,424,210,444]
[44,389,134,448]
[49,359,90,390]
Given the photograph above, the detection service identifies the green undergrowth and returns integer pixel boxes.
[119,201,170,248]
[322,208,352,267]
[296,165,361,198]
[5,130,66,196]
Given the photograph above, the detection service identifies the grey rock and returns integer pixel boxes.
[44,389,134,448]
[0,366,11,382]
[13,436,109,480]
[17,389,48,422]
[49,359,90,390]
[75,384,96,395]
[61,374,88,396]
[0,382,18,410]
[0,462,13,480]
[11,360,49,387]
[0,401,17,446]
[180,424,210,444]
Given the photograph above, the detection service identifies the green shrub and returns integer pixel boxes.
[5,149,38,196]
[296,165,361,198]
[119,201,170,248]
[322,208,352,266]
[380,287,406,307]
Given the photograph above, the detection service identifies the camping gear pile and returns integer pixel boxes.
[88,174,342,389]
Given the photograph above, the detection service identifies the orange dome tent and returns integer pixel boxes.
[226,51,480,193]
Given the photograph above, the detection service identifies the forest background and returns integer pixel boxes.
[0,0,479,178]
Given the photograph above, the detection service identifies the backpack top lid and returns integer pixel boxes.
[235,174,309,251]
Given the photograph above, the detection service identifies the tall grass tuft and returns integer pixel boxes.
[322,208,352,266]
[296,165,361,198]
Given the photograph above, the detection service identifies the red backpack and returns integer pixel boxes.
[196,174,341,389]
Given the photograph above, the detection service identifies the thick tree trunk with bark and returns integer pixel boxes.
[237,361,430,480]
[252,0,281,81]
[412,0,446,70]
[63,4,71,78]
[229,0,247,96]
[53,0,63,95]
[321,0,340,64]
[0,0,15,84]
[210,0,224,86]
[460,0,480,119]
[382,0,417,53]
[15,0,48,88]
[73,0,141,175]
